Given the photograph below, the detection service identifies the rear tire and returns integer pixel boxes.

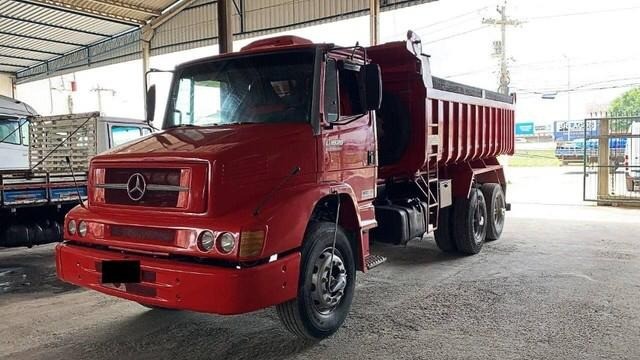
[276,222,356,340]
[453,189,487,255]
[481,183,506,241]
[434,206,457,252]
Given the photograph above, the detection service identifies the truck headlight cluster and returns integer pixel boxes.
[67,219,77,235]
[217,232,236,254]
[67,219,91,237]
[197,230,216,252]
[78,221,88,237]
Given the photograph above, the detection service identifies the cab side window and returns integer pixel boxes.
[0,119,20,145]
[337,63,364,116]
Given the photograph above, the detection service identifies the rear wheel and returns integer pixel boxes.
[276,222,356,340]
[453,189,487,255]
[481,183,506,241]
[434,206,457,252]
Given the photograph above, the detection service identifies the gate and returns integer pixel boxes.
[583,114,640,205]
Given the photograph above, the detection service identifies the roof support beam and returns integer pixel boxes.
[0,15,111,37]
[15,0,145,26]
[0,45,63,56]
[0,31,84,46]
[0,54,42,62]
[83,0,162,17]
[0,63,28,69]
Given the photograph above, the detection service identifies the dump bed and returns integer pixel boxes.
[368,41,515,180]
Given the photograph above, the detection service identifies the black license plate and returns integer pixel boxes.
[101,260,141,283]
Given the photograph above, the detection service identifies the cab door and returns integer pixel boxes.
[0,118,29,170]
[320,57,377,203]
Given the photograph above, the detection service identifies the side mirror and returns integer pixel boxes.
[362,64,382,111]
[146,85,156,125]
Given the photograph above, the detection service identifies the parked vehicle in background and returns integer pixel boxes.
[0,95,35,170]
[555,137,626,165]
[625,122,640,192]
[0,99,152,248]
[55,32,515,339]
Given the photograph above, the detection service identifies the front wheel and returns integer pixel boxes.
[276,222,356,340]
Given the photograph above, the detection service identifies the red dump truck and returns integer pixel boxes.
[56,32,515,339]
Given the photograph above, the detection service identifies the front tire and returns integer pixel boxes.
[453,189,487,254]
[276,222,356,340]
[481,183,506,241]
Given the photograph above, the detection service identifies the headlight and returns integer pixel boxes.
[197,230,215,252]
[78,221,88,237]
[217,232,236,254]
[68,219,77,235]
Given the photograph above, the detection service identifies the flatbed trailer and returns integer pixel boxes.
[55,32,515,340]
[0,108,152,248]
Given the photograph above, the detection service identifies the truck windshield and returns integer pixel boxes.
[166,50,315,128]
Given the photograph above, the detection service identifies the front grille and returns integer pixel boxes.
[110,225,175,243]
[100,168,184,207]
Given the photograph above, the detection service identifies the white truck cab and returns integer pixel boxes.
[0,117,30,170]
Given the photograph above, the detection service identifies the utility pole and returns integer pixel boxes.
[90,85,116,114]
[482,1,522,95]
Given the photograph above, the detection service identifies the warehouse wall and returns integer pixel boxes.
[0,73,14,97]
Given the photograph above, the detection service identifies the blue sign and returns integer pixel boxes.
[515,122,535,136]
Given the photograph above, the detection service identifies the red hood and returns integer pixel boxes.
[92,123,317,216]
[97,123,315,164]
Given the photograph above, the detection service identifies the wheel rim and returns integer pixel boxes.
[493,193,506,231]
[473,194,487,244]
[310,248,347,315]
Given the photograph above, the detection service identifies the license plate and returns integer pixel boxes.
[101,260,141,283]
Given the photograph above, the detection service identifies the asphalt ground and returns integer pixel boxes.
[1,167,639,360]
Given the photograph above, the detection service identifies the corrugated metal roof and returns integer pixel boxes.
[0,0,181,74]
[10,0,436,82]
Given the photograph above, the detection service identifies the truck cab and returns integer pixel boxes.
[0,95,36,170]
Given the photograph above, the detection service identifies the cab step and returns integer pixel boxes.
[365,254,387,270]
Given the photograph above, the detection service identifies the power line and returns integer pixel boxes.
[513,76,640,94]
[388,7,487,39]
[524,5,640,21]
[442,56,640,79]
[422,25,488,45]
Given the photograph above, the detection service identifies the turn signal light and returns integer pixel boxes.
[176,169,191,208]
[92,168,105,204]
[239,230,265,258]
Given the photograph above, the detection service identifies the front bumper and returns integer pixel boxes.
[56,242,300,315]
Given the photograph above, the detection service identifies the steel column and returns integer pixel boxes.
[217,0,234,54]
[369,0,380,45]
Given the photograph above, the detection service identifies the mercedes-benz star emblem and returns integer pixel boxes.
[126,173,146,201]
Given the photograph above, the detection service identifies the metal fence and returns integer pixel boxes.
[583,114,640,205]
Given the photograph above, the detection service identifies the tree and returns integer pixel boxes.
[608,87,640,132]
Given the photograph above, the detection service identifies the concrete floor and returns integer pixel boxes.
[1,168,640,360]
